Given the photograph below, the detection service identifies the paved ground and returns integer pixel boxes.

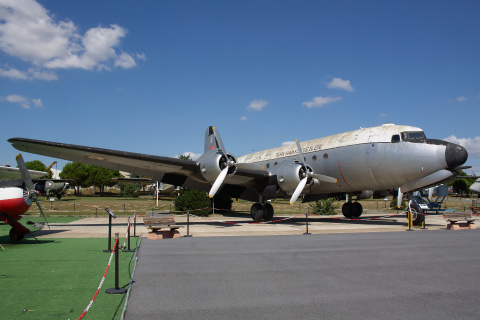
[30,210,480,319]
[33,209,453,238]
[126,230,480,320]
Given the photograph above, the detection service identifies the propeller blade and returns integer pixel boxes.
[397,188,403,208]
[290,177,308,205]
[295,139,306,163]
[16,154,35,191]
[209,167,229,198]
[35,199,50,229]
[313,174,337,184]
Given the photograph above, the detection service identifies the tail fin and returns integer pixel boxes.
[204,126,224,154]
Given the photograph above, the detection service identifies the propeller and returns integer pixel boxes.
[208,127,236,198]
[396,187,403,209]
[16,154,50,229]
[290,140,337,205]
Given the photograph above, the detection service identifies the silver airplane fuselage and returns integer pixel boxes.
[236,123,466,196]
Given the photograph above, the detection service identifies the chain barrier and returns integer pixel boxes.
[77,238,119,320]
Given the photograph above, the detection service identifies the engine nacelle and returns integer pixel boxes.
[276,162,314,192]
[198,152,236,184]
[356,190,374,200]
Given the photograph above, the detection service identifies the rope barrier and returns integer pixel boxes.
[77,239,119,320]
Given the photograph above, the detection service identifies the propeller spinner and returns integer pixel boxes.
[290,139,337,205]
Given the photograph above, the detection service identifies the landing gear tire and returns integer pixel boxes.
[264,203,274,221]
[9,228,24,243]
[342,202,363,219]
[352,202,363,218]
[342,202,353,218]
[250,203,265,222]
[408,203,425,226]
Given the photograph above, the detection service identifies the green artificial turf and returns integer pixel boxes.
[0,237,138,320]
[0,217,83,244]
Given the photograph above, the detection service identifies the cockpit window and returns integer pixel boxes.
[401,131,426,143]
[391,134,400,143]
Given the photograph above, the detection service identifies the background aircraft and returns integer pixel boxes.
[9,123,468,223]
[0,155,49,242]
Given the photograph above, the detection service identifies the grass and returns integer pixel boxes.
[0,237,138,320]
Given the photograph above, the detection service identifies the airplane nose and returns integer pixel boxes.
[445,142,468,169]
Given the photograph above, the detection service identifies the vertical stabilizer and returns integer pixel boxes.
[204,126,221,154]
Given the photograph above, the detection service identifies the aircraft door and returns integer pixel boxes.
[366,143,379,168]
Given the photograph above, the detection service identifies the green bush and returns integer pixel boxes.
[309,198,338,215]
[119,183,139,198]
[174,189,211,216]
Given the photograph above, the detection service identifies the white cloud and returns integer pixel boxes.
[281,141,295,146]
[0,0,142,80]
[327,77,354,92]
[240,116,247,121]
[444,135,480,158]
[457,96,467,102]
[0,66,58,81]
[114,51,136,69]
[380,113,387,117]
[247,99,268,111]
[1,94,43,109]
[302,96,341,108]
[136,53,147,61]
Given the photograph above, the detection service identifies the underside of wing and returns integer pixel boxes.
[0,165,48,180]
[8,138,202,185]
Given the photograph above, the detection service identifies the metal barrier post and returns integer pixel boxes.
[304,211,311,235]
[132,213,138,237]
[104,208,118,252]
[106,233,127,294]
[407,209,414,231]
[184,210,192,237]
[123,217,135,252]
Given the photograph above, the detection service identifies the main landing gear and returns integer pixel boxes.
[250,203,274,222]
[342,201,363,219]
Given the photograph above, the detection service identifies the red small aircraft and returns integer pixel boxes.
[0,154,49,242]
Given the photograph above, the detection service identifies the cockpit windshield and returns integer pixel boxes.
[401,131,427,143]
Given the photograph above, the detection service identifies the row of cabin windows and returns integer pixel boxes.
[391,131,426,143]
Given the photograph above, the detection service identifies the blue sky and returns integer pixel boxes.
[1,0,479,173]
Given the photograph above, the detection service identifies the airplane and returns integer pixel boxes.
[470,178,480,195]
[0,155,49,242]
[8,123,468,224]
[34,179,70,200]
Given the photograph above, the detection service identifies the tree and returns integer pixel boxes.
[119,183,139,198]
[60,162,90,195]
[178,154,191,160]
[24,160,52,179]
[86,166,122,195]
[174,189,211,216]
[452,179,469,197]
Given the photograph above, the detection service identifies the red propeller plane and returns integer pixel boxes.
[0,155,49,242]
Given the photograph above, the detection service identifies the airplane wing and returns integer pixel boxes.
[0,165,49,180]
[8,138,270,201]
